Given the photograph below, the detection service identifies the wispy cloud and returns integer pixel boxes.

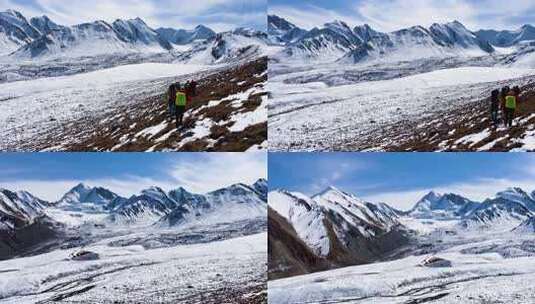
[293,157,373,195]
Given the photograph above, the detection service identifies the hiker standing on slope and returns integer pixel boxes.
[175,83,187,129]
[504,88,518,128]
[499,86,510,125]
[490,89,500,126]
[190,80,198,96]
[166,84,177,120]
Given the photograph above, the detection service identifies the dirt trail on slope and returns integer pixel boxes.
[341,76,535,152]
[13,57,267,152]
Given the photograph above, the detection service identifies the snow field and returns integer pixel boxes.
[0,232,266,303]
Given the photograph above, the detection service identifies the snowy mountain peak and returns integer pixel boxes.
[58,183,120,206]
[3,9,24,19]
[314,186,352,200]
[155,24,216,45]
[496,187,530,199]
[409,191,478,219]
[29,15,61,34]
[142,186,167,196]
[422,190,442,201]
[325,20,351,30]
[71,183,92,193]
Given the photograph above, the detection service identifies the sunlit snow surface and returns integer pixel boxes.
[268,217,535,304]
[268,59,535,151]
[0,231,266,304]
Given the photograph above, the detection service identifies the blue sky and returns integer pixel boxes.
[269,0,535,32]
[0,0,266,31]
[269,153,535,210]
[0,153,266,201]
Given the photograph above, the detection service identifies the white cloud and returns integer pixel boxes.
[169,153,267,193]
[301,157,372,195]
[0,153,266,201]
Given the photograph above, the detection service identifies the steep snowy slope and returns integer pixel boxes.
[177,28,270,64]
[268,187,409,277]
[267,15,307,44]
[0,188,48,224]
[0,188,58,260]
[268,207,329,279]
[268,190,329,256]
[0,10,41,55]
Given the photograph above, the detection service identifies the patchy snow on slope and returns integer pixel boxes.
[0,63,209,150]
[269,63,535,151]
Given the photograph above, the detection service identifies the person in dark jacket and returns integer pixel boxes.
[166,84,177,120]
[500,86,510,126]
[190,80,198,96]
[490,89,500,126]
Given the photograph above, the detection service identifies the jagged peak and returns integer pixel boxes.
[143,186,166,194]
[419,191,443,202]
[313,186,359,202]
[254,178,268,184]
[2,9,24,18]
[72,182,91,191]
[325,20,350,28]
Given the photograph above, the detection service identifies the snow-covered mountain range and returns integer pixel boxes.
[268,186,408,278]
[0,9,268,63]
[268,15,535,65]
[0,180,267,259]
[409,187,535,229]
[269,185,535,278]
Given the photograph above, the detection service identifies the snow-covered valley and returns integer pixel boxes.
[268,186,535,303]
[267,15,535,152]
[269,221,535,304]
[0,180,268,303]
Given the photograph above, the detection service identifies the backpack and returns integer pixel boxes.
[175,91,187,106]
[505,95,516,109]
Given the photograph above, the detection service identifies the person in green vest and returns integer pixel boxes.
[175,84,188,129]
[504,89,517,128]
